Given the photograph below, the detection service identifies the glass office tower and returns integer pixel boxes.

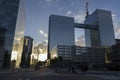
[85,9,116,47]
[48,15,75,59]
[0,0,25,68]
[0,27,7,68]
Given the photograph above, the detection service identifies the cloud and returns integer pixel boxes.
[66,10,72,16]
[74,13,85,23]
[39,29,48,38]
[75,35,85,46]
[112,14,116,21]
[112,13,120,39]
[114,22,120,38]
[66,11,85,23]
[44,33,48,38]
[16,31,24,35]
[39,30,44,35]
[14,37,21,41]
[44,39,48,44]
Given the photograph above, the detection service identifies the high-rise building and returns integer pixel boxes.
[0,0,25,68]
[48,9,116,61]
[0,27,7,68]
[20,36,33,67]
[48,15,75,59]
[0,27,7,46]
[85,9,116,47]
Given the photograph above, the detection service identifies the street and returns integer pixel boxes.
[0,68,120,80]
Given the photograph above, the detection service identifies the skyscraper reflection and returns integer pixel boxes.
[0,0,25,68]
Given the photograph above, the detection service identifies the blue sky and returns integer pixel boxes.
[24,0,120,46]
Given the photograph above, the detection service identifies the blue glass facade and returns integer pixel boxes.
[0,0,20,52]
[85,9,116,47]
[0,0,25,68]
[48,15,75,59]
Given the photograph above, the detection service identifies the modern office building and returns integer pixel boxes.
[20,36,33,67]
[48,15,75,59]
[50,45,72,60]
[0,27,7,68]
[0,27,7,46]
[50,45,105,68]
[0,0,25,68]
[48,9,116,59]
[85,9,116,47]
[71,46,105,68]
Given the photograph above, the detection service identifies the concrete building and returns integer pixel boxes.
[0,0,25,68]
[50,45,105,68]
[20,36,33,67]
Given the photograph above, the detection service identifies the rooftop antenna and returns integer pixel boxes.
[85,2,89,19]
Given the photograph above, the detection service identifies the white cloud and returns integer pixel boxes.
[114,21,120,39]
[39,30,44,35]
[75,35,85,46]
[44,33,48,38]
[44,39,48,44]
[66,10,72,16]
[14,37,21,41]
[112,13,120,39]
[39,29,48,38]
[66,11,85,23]
[74,13,85,23]
[112,14,116,21]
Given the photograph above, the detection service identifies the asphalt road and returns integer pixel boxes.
[0,68,120,80]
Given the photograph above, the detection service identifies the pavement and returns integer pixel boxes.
[0,68,120,80]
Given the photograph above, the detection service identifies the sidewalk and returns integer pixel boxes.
[54,68,120,80]
[0,69,11,73]
[87,74,120,80]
